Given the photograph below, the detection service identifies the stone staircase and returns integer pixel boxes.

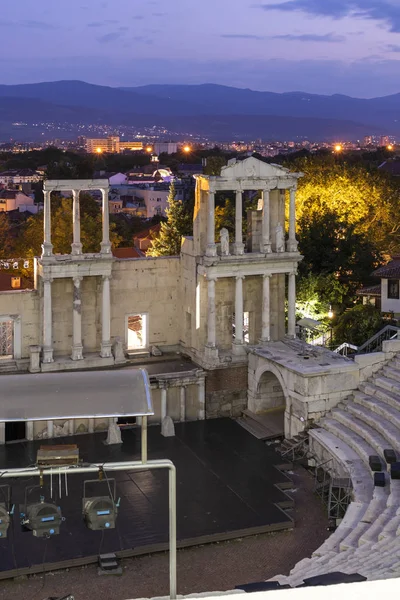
[0,359,18,373]
[268,352,400,586]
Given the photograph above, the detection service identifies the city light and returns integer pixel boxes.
[387,144,394,151]
[328,305,334,319]
[183,145,191,153]
[96,147,103,154]
[146,146,153,153]
[334,144,343,153]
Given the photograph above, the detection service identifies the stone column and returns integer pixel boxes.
[47,420,54,439]
[207,276,216,347]
[180,386,186,422]
[88,418,94,434]
[71,190,83,255]
[71,276,83,360]
[161,384,167,421]
[287,186,298,252]
[206,190,217,257]
[261,274,271,342]
[41,190,53,257]
[100,187,111,254]
[233,276,245,352]
[198,378,205,420]
[262,189,272,253]
[26,421,34,441]
[288,272,296,338]
[42,277,54,363]
[0,422,5,445]
[100,275,112,358]
[234,190,245,255]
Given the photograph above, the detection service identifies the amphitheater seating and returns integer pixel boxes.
[269,352,400,586]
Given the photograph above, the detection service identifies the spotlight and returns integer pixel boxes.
[82,478,119,531]
[21,486,64,537]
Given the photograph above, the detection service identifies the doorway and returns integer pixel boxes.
[5,421,26,443]
[126,314,147,350]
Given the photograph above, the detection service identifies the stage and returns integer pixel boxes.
[0,418,293,579]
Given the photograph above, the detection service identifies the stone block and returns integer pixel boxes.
[161,416,175,437]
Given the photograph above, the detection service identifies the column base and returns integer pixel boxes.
[42,347,54,363]
[233,242,245,256]
[232,342,246,356]
[262,243,272,253]
[206,244,217,257]
[205,344,219,360]
[285,333,297,340]
[258,337,271,345]
[41,242,53,258]
[71,344,84,360]
[71,243,83,255]
[100,341,113,358]
[100,242,112,255]
[286,240,299,252]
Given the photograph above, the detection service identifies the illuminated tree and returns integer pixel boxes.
[147,182,192,256]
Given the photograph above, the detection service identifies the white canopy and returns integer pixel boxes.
[0,368,153,422]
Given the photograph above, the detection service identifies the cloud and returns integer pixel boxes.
[221,34,266,39]
[387,44,400,52]
[273,33,345,42]
[257,1,400,33]
[97,32,123,43]
[221,32,344,42]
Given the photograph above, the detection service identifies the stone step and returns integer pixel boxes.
[330,409,389,458]
[321,418,376,465]
[379,512,400,541]
[353,392,400,432]
[382,366,400,384]
[236,417,269,440]
[360,382,400,410]
[373,375,400,396]
[345,403,400,453]
[0,361,18,373]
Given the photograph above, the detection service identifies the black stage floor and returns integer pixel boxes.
[0,419,293,578]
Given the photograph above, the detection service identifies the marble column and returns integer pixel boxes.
[71,189,83,255]
[262,189,272,253]
[47,420,54,439]
[41,190,53,257]
[198,378,205,420]
[0,422,5,445]
[261,274,271,342]
[206,276,216,347]
[88,418,94,434]
[180,386,186,422]
[71,276,83,360]
[288,272,296,338]
[287,186,298,252]
[206,190,217,257]
[161,384,167,421]
[100,275,112,358]
[42,277,54,363]
[100,187,111,254]
[234,275,244,345]
[26,421,34,441]
[234,190,245,255]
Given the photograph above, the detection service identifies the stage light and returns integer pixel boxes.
[83,477,119,531]
[21,497,63,537]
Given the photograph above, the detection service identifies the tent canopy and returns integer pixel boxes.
[0,368,153,422]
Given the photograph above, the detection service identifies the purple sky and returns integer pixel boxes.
[2,0,400,96]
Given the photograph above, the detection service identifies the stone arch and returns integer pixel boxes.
[249,361,289,416]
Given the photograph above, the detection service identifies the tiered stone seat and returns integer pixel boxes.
[268,353,400,587]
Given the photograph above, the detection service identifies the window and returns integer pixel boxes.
[126,314,147,349]
[388,279,399,300]
[157,197,162,202]
[11,277,21,289]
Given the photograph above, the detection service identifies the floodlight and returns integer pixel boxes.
[21,486,64,537]
[82,478,119,531]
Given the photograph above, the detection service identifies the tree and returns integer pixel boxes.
[333,304,387,347]
[147,182,192,256]
[0,214,14,255]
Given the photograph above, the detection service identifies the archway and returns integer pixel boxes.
[254,370,285,437]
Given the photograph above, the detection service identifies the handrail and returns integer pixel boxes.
[333,325,400,356]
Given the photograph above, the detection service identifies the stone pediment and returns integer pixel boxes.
[221,156,299,181]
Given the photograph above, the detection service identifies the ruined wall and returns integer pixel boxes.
[0,290,40,357]
[206,365,248,418]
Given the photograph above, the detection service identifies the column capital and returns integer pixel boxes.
[206,274,217,282]
[235,274,245,281]
[43,276,53,284]
[159,380,168,390]
[73,275,83,284]
[102,274,111,282]
[290,183,298,192]
[262,273,271,280]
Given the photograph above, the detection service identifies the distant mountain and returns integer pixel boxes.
[0,80,398,141]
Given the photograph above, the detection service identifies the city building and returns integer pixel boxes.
[154,142,178,155]
[0,169,42,185]
[85,136,143,154]
[0,189,37,213]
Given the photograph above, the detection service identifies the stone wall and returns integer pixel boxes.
[0,290,40,357]
[206,366,248,418]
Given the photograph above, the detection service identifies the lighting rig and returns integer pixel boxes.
[82,471,120,531]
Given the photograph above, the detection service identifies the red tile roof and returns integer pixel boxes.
[356,285,381,297]
[112,247,143,259]
[372,257,400,279]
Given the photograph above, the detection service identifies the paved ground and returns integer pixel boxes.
[0,466,330,600]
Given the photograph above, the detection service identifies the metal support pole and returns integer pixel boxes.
[141,415,148,464]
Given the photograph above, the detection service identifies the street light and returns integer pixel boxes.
[334,144,343,153]
[387,144,394,151]
[146,146,153,153]
[96,147,103,154]
[183,145,191,153]
[328,305,334,349]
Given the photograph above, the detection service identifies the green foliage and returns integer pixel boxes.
[296,273,347,321]
[203,156,227,176]
[333,304,385,347]
[147,182,192,256]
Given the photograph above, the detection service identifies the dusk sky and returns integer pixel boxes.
[2,0,400,97]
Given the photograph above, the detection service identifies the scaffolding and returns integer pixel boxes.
[314,459,352,521]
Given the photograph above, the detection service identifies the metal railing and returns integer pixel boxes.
[334,325,400,357]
